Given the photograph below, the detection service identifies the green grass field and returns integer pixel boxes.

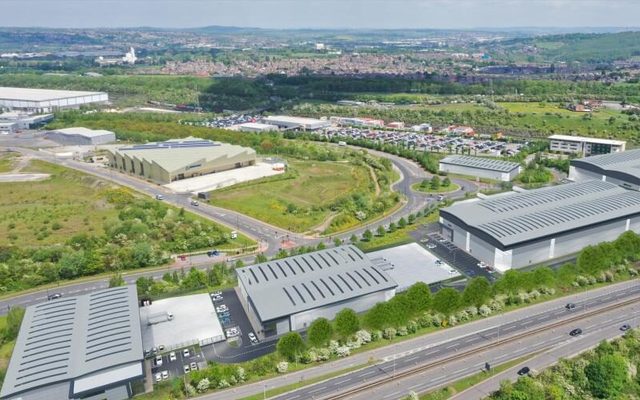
[0,315,15,387]
[209,160,372,232]
[0,152,18,173]
[411,182,460,194]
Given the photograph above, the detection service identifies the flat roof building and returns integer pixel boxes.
[45,127,116,146]
[0,87,108,113]
[0,112,53,130]
[439,180,640,271]
[106,137,256,184]
[237,245,397,336]
[570,149,640,191]
[549,134,626,156]
[0,286,144,400]
[439,155,521,182]
[261,115,330,131]
[235,122,278,133]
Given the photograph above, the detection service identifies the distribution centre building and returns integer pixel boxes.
[569,149,640,191]
[549,134,626,156]
[236,245,397,336]
[45,127,116,146]
[0,87,108,113]
[439,180,640,271]
[106,137,256,184]
[261,115,331,131]
[438,155,521,182]
[0,286,144,400]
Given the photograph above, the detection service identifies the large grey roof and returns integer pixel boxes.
[440,155,520,173]
[1,286,143,399]
[440,180,640,248]
[237,245,397,322]
[0,87,106,102]
[47,127,115,138]
[571,149,640,186]
[112,136,256,173]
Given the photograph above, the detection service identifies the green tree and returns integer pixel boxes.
[335,308,360,338]
[276,332,305,362]
[363,229,373,242]
[430,175,441,190]
[317,242,326,251]
[432,288,461,316]
[584,353,628,398]
[442,177,451,187]
[495,270,524,295]
[255,253,268,263]
[530,266,554,288]
[377,225,386,237]
[462,277,491,308]
[333,237,343,247]
[388,222,397,232]
[405,282,431,313]
[350,234,358,243]
[307,318,333,347]
[108,273,125,288]
[3,306,25,341]
[408,214,416,224]
[398,217,407,229]
[420,179,429,188]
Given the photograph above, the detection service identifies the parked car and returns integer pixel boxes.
[477,261,488,269]
[565,303,576,310]
[207,250,220,257]
[155,194,164,200]
[161,371,169,380]
[183,365,190,373]
[158,345,165,352]
[155,355,163,366]
[230,231,238,239]
[620,324,632,331]
[183,348,190,358]
[47,293,62,300]
[216,305,228,313]
[155,372,162,382]
[190,362,197,371]
[211,291,222,296]
[169,351,176,362]
[248,332,258,344]
[426,243,437,249]
[517,366,530,376]
[569,328,583,336]
[190,200,199,206]
[226,328,240,337]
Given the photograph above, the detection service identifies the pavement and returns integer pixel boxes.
[192,280,640,400]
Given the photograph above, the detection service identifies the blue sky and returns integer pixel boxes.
[1,0,639,29]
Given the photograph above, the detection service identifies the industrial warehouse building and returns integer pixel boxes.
[0,112,53,132]
[0,87,108,113]
[237,245,397,336]
[0,286,144,400]
[569,149,640,191]
[549,134,626,156]
[439,155,521,182]
[439,180,640,271]
[106,137,256,184]
[261,115,331,131]
[235,122,278,133]
[45,127,116,145]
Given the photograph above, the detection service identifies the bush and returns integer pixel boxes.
[479,305,492,317]
[197,378,210,393]
[276,361,289,373]
[397,326,409,336]
[336,346,351,357]
[383,327,397,339]
[316,348,331,361]
[355,329,372,343]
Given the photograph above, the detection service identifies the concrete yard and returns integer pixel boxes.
[164,162,285,194]
[139,293,225,353]
[368,242,461,291]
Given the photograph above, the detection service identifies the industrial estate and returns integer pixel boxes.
[2,11,640,400]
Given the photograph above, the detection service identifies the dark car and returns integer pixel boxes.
[47,293,62,300]
[569,328,583,336]
[517,366,530,376]
[620,324,632,331]
[565,303,576,310]
[207,250,220,257]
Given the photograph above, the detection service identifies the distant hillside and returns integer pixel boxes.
[500,31,640,62]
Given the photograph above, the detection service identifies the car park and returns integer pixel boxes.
[620,324,631,331]
[569,328,583,336]
[183,348,190,358]
[169,351,176,362]
[248,332,258,344]
[155,355,163,366]
[565,303,576,310]
[517,366,530,376]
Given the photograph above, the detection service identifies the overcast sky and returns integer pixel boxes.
[1,0,639,30]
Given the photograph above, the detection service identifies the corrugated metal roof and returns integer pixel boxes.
[0,87,106,102]
[440,180,640,247]
[111,137,256,173]
[571,149,640,185]
[1,286,143,398]
[237,245,397,322]
[440,155,520,173]
[48,127,115,138]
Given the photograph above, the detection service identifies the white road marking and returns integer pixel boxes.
[308,386,327,395]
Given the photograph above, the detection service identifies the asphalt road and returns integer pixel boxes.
[195,280,639,400]
[271,282,640,400]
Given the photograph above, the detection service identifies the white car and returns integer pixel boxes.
[169,351,176,362]
[248,332,258,344]
[155,194,164,200]
[155,372,162,382]
[161,370,169,380]
[155,355,163,366]
[426,243,436,249]
[183,348,190,358]
[216,305,228,313]
[226,328,240,337]
[477,261,488,268]
[184,365,190,373]
[190,362,197,371]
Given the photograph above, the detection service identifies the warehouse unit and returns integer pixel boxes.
[235,122,278,133]
[45,127,116,145]
[549,134,626,156]
[107,137,256,184]
[0,87,108,112]
[0,111,53,130]
[439,180,640,271]
[261,115,331,131]
[439,155,521,182]
[569,149,640,191]
[0,286,144,400]
[237,245,397,336]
